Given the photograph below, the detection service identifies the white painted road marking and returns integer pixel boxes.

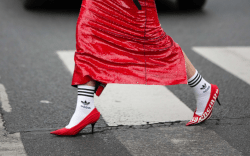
[0,120,27,156]
[57,50,75,73]
[0,84,27,156]
[95,84,193,126]
[193,47,250,85]
[0,84,12,112]
[57,51,193,126]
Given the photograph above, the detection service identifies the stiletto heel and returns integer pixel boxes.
[91,123,96,134]
[186,84,220,126]
[50,108,100,136]
[216,98,221,105]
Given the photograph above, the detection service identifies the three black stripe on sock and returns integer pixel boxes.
[188,73,203,87]
[78,88,94,98]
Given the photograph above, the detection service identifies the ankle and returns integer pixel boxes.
[84,80,96,87]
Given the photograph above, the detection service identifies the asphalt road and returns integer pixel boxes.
[0,0,250,155]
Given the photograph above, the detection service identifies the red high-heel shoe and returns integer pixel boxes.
[50,108,100,136]
[186,84,221,126]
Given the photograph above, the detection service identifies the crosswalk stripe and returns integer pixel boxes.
[95,84,193,126]
[0,83,27,156]
[0,84,12,112]
[192,47,250,85]
[57,51,193,126]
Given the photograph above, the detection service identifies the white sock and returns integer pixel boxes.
[188,70,211,116]
[65,85,95,129]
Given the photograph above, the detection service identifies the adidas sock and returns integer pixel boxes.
[65,85,95,129]
[188,70,211,116]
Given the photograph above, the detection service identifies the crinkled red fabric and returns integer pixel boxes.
[72,0,187,95]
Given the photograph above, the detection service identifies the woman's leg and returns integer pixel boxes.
[183,51,220,126]
[65,80,96,129]
[184,51,211,115]
[51,80,100,135]
[183,52,196,79]
[183,51,214,121]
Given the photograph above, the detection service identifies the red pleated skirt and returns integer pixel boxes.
[72,0,187,95]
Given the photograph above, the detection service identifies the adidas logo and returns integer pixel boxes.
[200,83,206,90]
[81,100,91,109]
[81,100,90,105]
